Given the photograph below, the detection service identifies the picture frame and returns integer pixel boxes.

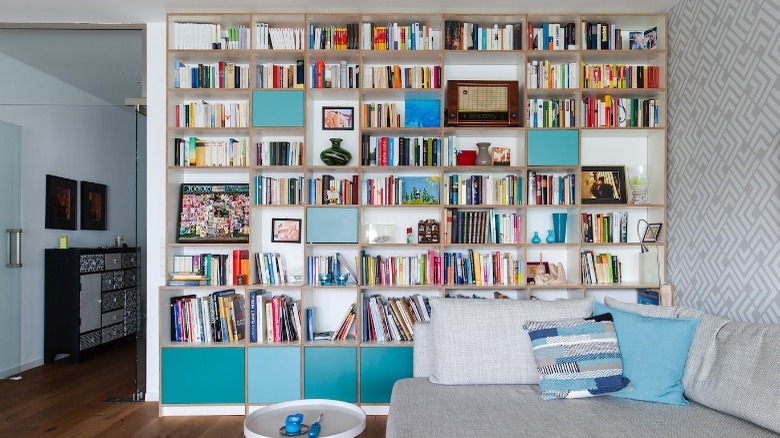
[177,183,250,243]
[581,166,627,204]
[322,106,354,130]
[80,181,107,230]
[642,222,663,243]
[526,261,550,285]
[271,218,302,243]
[45,174,77,230]
[629,31,645,50]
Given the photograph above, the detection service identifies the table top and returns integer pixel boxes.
[244,399,366,438]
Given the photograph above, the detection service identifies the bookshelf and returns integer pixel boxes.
[163,12,667,415]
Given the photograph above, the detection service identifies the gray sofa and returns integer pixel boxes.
[387,297,780,437]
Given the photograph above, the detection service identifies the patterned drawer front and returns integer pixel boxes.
[113,271,125,289]
[122,252,137,269]
[101,272,114,291]
[80,331,101,351]
[80,254,105,273]
[102,309,124,327]
[102,289,124,312]
[102,323,124,343]
[123,269,136,287]
[105,253,122,270]
[124,288,138,335]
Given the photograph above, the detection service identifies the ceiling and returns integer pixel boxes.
[0,0,680,106]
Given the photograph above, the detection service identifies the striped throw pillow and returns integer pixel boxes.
[524,314,631,400]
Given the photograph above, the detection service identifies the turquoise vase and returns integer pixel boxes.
[531,231,541,244]
[546,229,555,244]
[320,137,351,166]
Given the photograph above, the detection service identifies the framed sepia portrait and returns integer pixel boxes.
[581,166,627,204]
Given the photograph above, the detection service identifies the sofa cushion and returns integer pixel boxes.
[594,301,699,405]
[524,314,631,399]
[429,297,593,385]
[681,315,780,434]
[604,296,677,318]
[412,321,432,377]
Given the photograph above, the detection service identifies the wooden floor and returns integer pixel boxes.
[0,339,386,437]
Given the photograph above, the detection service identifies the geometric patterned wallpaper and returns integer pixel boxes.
[667,0,780,322]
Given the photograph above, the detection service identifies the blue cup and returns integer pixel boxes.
[285,413,303,434]
[552,213,567,243]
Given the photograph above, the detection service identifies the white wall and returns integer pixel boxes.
[0,52,136,370]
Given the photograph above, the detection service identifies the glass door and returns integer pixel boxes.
[0,120,22,379]
[134,106,147,400]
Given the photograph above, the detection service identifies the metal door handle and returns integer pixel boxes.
[6,228,22,268]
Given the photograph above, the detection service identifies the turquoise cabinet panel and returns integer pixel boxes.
[527,129,579,166]
[306,207,358,243]
[252,90,304,126]
[161,347,245,404]
[248,347,301,403]
[304,347,357,402]
[360,347,413,403]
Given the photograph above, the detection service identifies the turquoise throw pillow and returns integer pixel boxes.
[593,301,700,405]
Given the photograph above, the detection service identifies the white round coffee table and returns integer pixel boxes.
[244,399,366,438]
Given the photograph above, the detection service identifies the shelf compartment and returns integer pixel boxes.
[247,346,301,403]
[360,347,413,403]
[304,347,357,402]
[161,347,245,404]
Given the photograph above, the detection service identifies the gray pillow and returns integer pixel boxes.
[604,296,677,317]
[428,297,593,385]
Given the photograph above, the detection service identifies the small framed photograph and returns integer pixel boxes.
[45,174,77,230]
[80,181,107,230]
[322,106,354,130]
[644,27,657,50]
[526,261,550,285]
[629,31,645,50]
[581,166,627,204]
[271,218,302,243]
[642,222,663,243]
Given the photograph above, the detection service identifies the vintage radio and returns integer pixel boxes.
[445,80,521,127]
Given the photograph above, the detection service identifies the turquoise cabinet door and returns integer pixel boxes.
[161,347,245,404]
[360,347,413,403]
[248,347,301,403]
[252,90,304,126]
[527,129,579,166]
[304,347,357,402]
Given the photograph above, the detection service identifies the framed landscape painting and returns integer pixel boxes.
[45,174,77,230]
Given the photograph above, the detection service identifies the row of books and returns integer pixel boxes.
[446,209,522,244]
[444,21,522,51]
[444,174,522,206]
[173,23,249,50]
[308,23,360,50]
[255,252,288,285]
[173,137,248,167]
[307,253,357,285]
[173,101,248,128]
[362,102,401,128]
[527,98,576,128]
[169,251,250,286]
[581,212,629,243]
[256,141,303,166]
[248,291,303,343]
[581,64,661,89]
[527,60,578,89]
[328,304,357,341]
[254,23,304,50]
[361,22,441,51]
[528,23,577,51]
[361,65,440,89]
[308,174,359,205]
[173,61,250,89]
[362,175,440,206]
[443,250,523,286]
[254,175,304,206]
[256,62,304,89]
[581,251,622,284]
[581,97,660,128]
[360,250,442,286]
[582,22,625,50]
[527,171,577,206]
[362,294,431,342]
[361,135,441,167]
[169,289,245,343]
[311,60,359,89]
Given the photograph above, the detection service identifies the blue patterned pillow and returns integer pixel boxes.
[524,314,631,399]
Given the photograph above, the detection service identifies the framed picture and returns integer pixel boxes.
[322,106,354,130]
[271,218,302,243]
[177,183,250,243]
[642,222,663,243]
[629,31,645,49]
[581,166,627,204]
[45,174,77,230]
[80,181,107,230]
[526,261,550,285]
